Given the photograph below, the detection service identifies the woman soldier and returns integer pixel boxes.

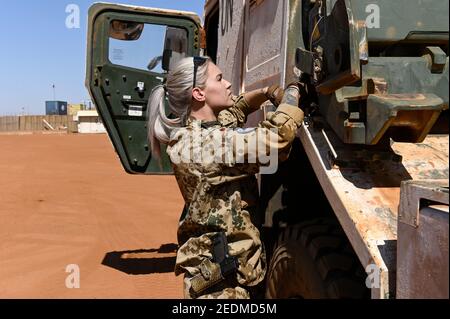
[147,56,304,299]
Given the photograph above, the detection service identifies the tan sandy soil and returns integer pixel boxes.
[0,132,185,298]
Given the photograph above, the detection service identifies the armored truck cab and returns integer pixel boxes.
[86,0,449,299]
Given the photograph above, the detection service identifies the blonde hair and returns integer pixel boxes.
[147,56,210,159]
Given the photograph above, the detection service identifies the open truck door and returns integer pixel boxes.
[85,3,203,174]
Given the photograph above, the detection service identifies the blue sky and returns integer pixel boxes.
[0,0,205,115]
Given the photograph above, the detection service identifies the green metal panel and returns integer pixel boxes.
[85,3,201,174]
[297,0,449,145]
[348,0,449,42]
[325,0,449,42]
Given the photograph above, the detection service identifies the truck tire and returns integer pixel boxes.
[266,218,370,299]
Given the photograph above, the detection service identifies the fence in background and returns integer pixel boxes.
[0,116,19,132]
[0,115,78,133]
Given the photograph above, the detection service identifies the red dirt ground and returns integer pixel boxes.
[0,132,185,298]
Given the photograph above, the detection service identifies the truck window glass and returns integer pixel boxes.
[108,21,188,73]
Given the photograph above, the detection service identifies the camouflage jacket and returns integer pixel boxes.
[166,94,303,287]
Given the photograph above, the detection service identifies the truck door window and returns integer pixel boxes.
[108,20,188,73]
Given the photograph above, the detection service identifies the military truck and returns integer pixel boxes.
[85,0,449,299]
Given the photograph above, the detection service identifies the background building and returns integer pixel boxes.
[68,104,85,116]
[73,110,106,134]
[45,101,68,115]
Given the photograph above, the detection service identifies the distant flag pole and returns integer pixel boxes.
[52,84,56,101]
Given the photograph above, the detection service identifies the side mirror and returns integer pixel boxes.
[109,20,144,41]
[161,27,188,71]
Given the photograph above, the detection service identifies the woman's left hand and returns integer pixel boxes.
[264,85,284,107]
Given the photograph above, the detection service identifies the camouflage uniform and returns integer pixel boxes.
[166,95,303,299]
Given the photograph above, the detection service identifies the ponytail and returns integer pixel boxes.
[147,85,181,159]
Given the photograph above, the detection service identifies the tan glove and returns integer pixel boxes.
[264,85,284,107]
